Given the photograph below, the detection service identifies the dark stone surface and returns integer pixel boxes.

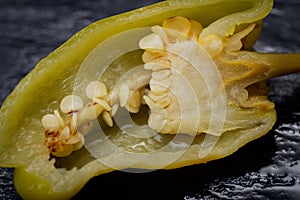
[0,0,300,199]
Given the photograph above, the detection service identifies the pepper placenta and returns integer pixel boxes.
[1,0,300,199]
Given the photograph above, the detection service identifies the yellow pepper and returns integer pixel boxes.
[1,0,300,199]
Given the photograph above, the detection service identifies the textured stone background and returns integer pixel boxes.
[0,0,300,199]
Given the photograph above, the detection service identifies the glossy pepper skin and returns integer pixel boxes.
[1,0,300,199]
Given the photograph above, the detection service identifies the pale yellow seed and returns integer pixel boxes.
[60,95,84,114]
[146,58,171,72]
[73,142,83,151]
[66,133,81,145]
[93,104,104,115]
[67,136,80,145]
[86,81,107,99]
[157,96,171,108]
[200,34,223,57]
[152,69,171,81]
[102,111,113,127]
[126,105,140,114]
[140,89,148,105]
[54,109,65,128]
[149,78,172,96]
[60,126,71,143]
[148,114,166,132]
[45,136,58,144]
[139,33,164,51]
[158,78,172,88]
[189,19,203,40]
[93,97,111,111]
[111,104,119,116]
[161,119,180,134]
[142,51,163,63]
[129,90,141,108]
[41,114,60,131]
[150,84,168,95]
[144,62,154,70]
[118,84,130,107]
[143,95,156,109]
[145,62,170,71]
[110,90,119,107]
[79,103,103,123]
[148,91,168,102]
[163,16,191,35]
[162,16,191,42]
[154,58,171,70]
[70,113,78,134]
[151,25,169,43]
[52,144,73,157]
[73,133,85,151]
[149,79,169,95]
[136,74,152,88]
[144,62,170,71]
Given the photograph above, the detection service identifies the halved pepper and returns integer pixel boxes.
[1,0,300,199]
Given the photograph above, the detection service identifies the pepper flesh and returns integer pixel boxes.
[1,0,300,199]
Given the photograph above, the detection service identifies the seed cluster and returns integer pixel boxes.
[110,66,152,115]
[118,83,142,113]
[42,81,113,157]
[139,16,226,133]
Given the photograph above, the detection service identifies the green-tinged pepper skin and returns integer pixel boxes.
[1,0,300,199]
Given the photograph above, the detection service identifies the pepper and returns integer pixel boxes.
[1,0,300,199]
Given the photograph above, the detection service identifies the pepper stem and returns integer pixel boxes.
[257,52,300,79]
